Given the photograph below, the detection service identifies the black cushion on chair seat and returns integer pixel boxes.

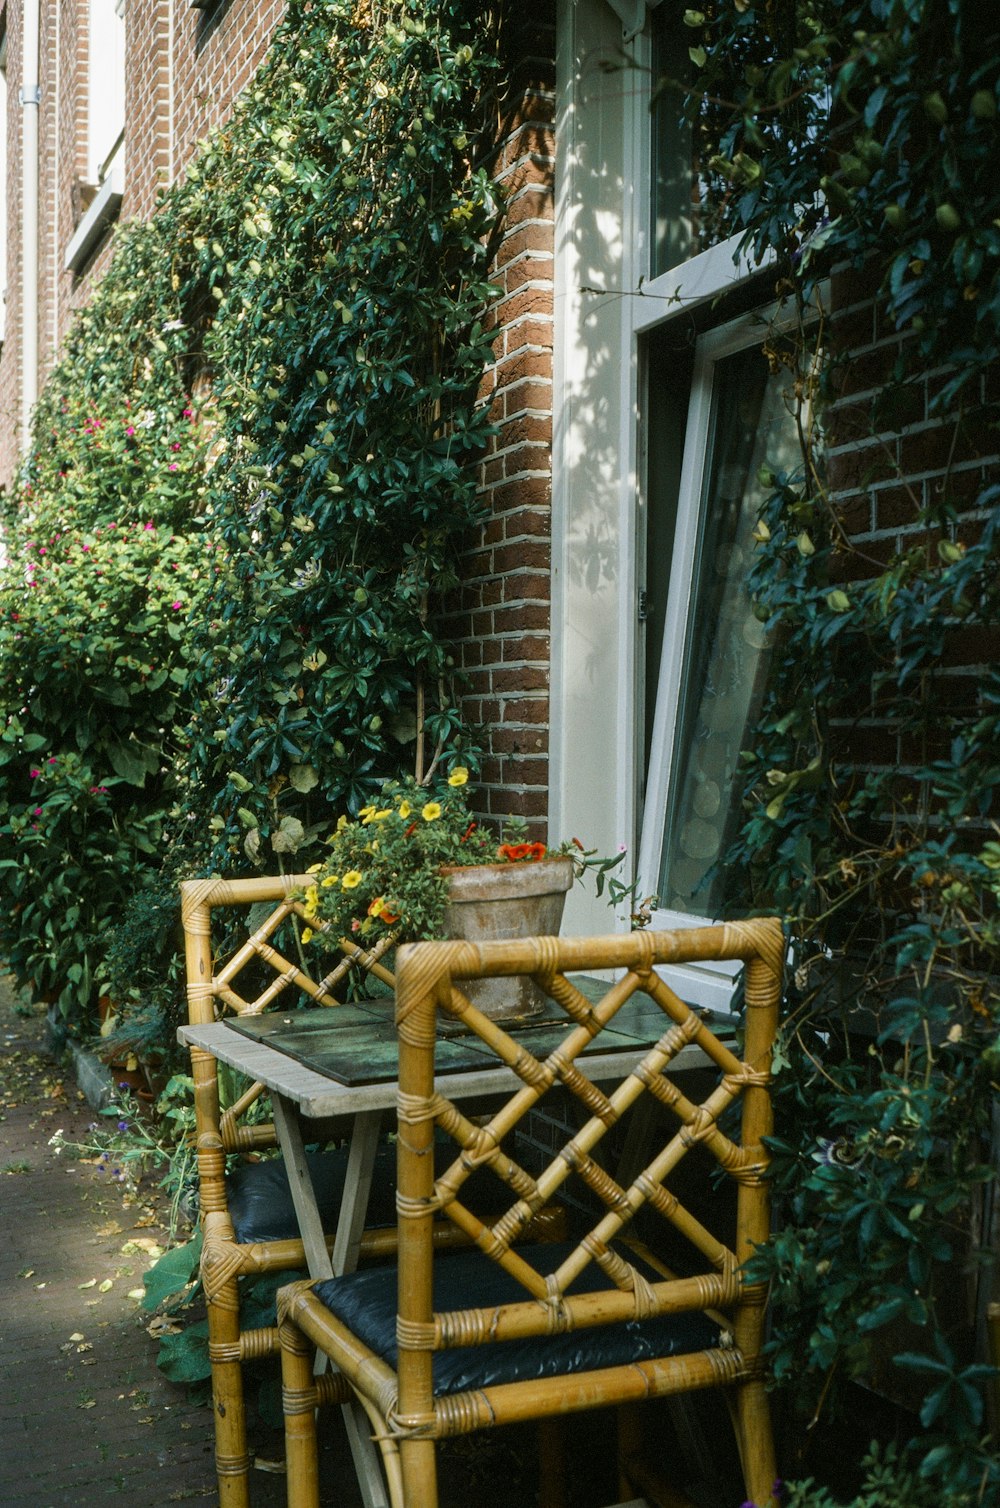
[312,1242,722,1396]
[227,1145,400,1244]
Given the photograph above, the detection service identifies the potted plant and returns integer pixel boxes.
[299,768,626,1020]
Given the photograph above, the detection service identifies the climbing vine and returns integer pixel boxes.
[0,0,503,1022]
[675,0,1000,1498]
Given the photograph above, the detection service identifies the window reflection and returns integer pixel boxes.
[654,341,801,915]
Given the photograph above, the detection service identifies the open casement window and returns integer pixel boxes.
[66,0,124,272]
[87,0,125,186]
[636,313,805,1010]
[552,1,806,1011]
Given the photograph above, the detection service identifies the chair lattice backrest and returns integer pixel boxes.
[392,920,783,1422]
[180,875,395,1152]
[179,874,399,1508]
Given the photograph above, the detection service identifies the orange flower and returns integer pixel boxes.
[498,841,547,863]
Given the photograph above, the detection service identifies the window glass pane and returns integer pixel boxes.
[88,0,125,183]
[655,341,800,916]
[649,6,736,275]
[649,9,695,277]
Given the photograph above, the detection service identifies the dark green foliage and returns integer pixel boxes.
[680,0,1000,1497]
[178,0,501,866]
[0,224,216,1012]
[0,0,500,1025]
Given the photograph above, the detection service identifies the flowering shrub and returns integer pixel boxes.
[0,356,215,1014]
[0,0,501,1032]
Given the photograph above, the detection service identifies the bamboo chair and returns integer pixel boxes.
[277,919,784,1508]
[181,874,400,1508]
[181,875,565,1506]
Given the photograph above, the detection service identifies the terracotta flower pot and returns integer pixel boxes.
[439,855,574,1021]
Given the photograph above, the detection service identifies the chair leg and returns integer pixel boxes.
[206,1286,251,1508]
[399,1436,438,1508]
[538,1416,566,1508]
[731,1378,778,1508]
[280,1317,322,1508]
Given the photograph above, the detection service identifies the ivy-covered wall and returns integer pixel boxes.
[682,0,1000,1496]
[0,0,512,1017]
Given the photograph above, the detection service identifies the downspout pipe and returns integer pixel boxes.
[20,0,41,448]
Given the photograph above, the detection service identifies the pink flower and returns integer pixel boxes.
[47,757,57,764]
[126,426,135,436]
[144,522,154,531]
[32,807,42,817]
[81,544,91,552]
[29,769,40,778]
[168,463,178,471]
[171,442,181,451]
[171,600,183,610]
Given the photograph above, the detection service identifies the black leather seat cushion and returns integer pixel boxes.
[313,1242,721,1395]
[227,1145,399,1244]
[226,1142,493,1245]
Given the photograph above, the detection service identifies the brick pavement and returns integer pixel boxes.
[0,977,287,1507]
[0,979,551,1507]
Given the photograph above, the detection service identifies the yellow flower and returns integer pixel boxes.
[371,808,392,822]
[447,766,469,787]
[342,870,363,889]
[306,862,323,873]
[337,815,348,831]
[320,874,339,888]
[301,927,314,944]
[421,801,442,822]
[398,800,411,818]
[358,804,376,819]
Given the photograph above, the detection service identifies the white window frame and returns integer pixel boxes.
[68,0,125,271]
[86,0,126,188]
[636,310,790,1009]
[551,0,773,1007]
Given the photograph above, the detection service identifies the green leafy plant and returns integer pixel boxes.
[0,0,505,1043]
[670,0,1000,1495]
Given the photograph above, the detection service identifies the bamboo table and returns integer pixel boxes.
[178,989,726,1506]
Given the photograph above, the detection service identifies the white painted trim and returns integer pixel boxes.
[65,168,123,272]
[632,234,773,337]
[637,312,770,894]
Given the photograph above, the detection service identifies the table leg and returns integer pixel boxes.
[332,1109,382,1275]
[271,1093,335,1281]
[270,1096,391,1508]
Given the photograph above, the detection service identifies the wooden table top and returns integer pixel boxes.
[178,982,728,1118]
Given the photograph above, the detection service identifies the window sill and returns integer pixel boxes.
[65,169,123,274]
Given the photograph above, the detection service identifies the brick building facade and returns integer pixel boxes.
[1,0,991,998]
[0,0,285,483]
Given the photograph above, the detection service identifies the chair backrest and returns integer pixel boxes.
[391,919,783,1420]
[180,874,396,1155]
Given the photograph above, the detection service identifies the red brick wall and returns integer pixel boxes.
[824,259,1000,782]
[448,5,557,834]
[0,0,25,477]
